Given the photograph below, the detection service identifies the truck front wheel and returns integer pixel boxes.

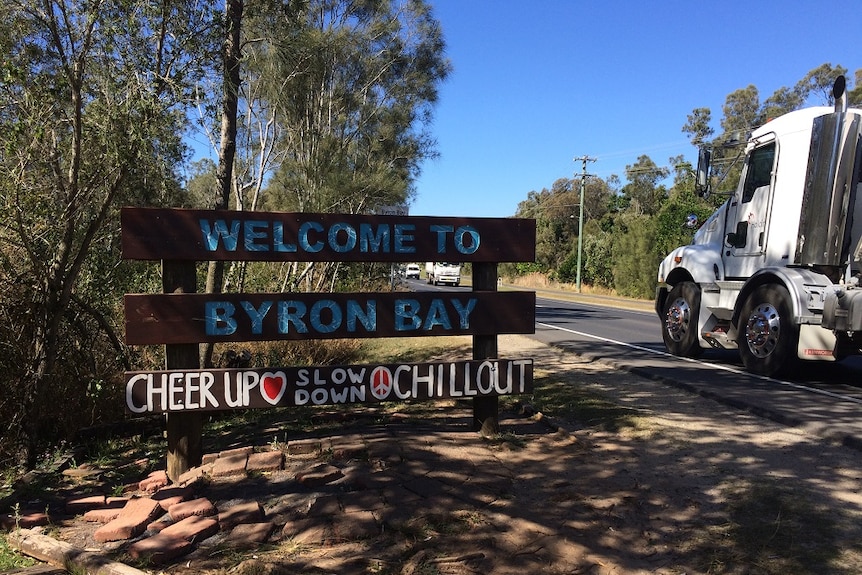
[662,281,702,357]
[737,284,798,377]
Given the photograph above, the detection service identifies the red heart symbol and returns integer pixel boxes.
[261,372,287,405]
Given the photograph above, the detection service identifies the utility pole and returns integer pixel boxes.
[573,155,596,293]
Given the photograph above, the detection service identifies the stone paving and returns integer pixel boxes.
[4,408,560,572]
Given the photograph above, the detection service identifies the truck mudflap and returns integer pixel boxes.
[822,287,862,332]
[797,324,837,361]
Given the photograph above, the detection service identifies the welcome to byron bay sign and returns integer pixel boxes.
[121,207,536,415]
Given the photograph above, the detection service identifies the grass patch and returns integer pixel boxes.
[0,533,36,570]
[360,336,473,364]
[528,372,643,432]
[683,478,857,575]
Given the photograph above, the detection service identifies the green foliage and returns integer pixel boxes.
[583,232,614,289]
[621,155,670,216]
[249,0,451,216]
[612,214,660,299]
[556,248,579,284]
[0,534,35,570]
[0,0,215,466]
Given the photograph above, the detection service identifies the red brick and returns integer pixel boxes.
[218,501,264,530]
[139,470,169,493]
[93,497,164,542]
[177,464,209,487]
[287,441,319,455]
[211,452,248,477]
[147,516,174,533]
[65,494,106,515]
[307,494,341,516]
[160,515,219,542]
[282,517,328,545]
[0,512,49,530]
[296,463,343,487]
[127,532,193,564]
[82,508,122,523]
[247,450,284,472]
[331,510,379,541]
[168,498,217,521]
[218,446,254,458]
[225,522,275,548]
[152,485,192,511]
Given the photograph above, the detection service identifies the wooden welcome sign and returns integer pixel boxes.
[121,207,536,479]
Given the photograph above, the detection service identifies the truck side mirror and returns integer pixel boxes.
[695,148,711,198]
[684,214,698,229]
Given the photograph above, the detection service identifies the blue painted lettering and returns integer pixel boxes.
[198,219,425,255]
[205,301,237,335]
[394,297,477,332]
[395,299,422,331]
[422,299,452,330]
[394,224,416,253]
[359,224,390,252]
[310,300,342,333]
[240,300,272,334]
[454,225,480,254]
[346,300,376,332]
[329,222,357,253]
[430,224,453,253]
[244,220,269,251]
[272,221,297,252]
[450,298,477,328]
[278,301,309,333]
[299,221,324,252]
[200,219,240,251]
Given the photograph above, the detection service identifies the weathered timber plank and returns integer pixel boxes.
[124,291,536,345]
[121,207,536,262]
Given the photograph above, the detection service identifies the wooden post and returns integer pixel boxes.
[162,260,202,482]
[472,261,499,436]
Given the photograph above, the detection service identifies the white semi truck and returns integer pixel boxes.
[425,262,461,286]
[656,76,862,376]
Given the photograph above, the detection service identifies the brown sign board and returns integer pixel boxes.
[124,291,536,345]
[121,207,536,263]
[125,358,533,414]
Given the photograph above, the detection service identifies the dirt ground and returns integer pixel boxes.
[17,334,862,574]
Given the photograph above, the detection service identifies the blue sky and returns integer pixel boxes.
[410,0,859,218]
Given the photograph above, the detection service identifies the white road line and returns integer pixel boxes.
[536,321,862,406]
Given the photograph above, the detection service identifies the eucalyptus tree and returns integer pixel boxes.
[199,0,451,295]
[0,0,216,465]
[620,155,669,216]
[850,70,862,106]
[795,63,849,105]
[260,0,451,217]
[681,64,857,199]
[682,107,714,146]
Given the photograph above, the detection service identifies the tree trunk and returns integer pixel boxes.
[203,0,244,369]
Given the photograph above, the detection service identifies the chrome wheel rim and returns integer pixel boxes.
[744,302,780,358]
[665,297,691,343]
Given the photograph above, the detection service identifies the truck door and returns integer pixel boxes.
[724,140,776,276]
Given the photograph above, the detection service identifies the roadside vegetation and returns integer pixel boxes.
[2,0,861,530]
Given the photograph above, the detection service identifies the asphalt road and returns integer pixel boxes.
[406,278,862,450]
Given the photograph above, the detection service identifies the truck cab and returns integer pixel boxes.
[426,262,461,286]
[656,76,862,376]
